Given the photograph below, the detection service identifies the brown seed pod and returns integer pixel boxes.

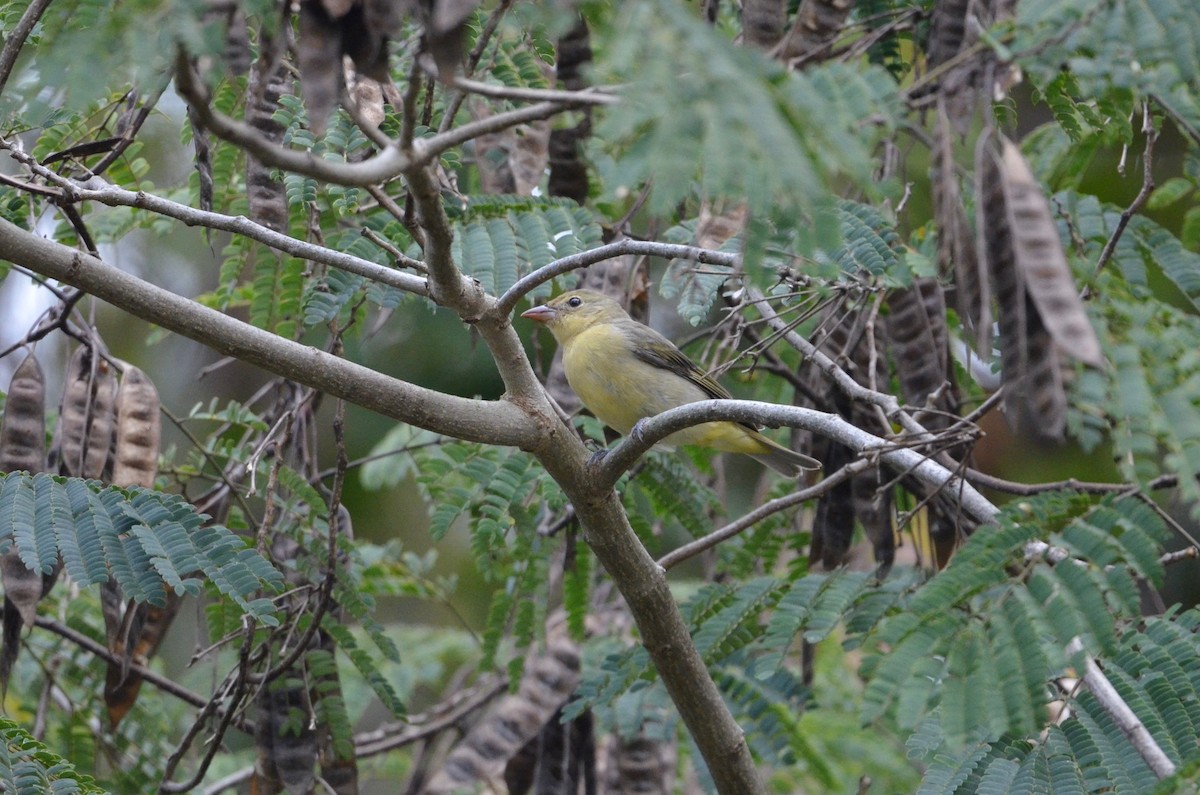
[1,553,41,627]
[0,354,48,640]
[57,347,117,479]
[111,365,160,489]
[0,353,46,473]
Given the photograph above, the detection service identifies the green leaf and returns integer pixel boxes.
[1146,176,1195,209]
[0,472,282,624]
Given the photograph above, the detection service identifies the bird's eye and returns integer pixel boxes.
[567,296,582,308]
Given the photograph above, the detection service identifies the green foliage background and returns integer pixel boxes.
[0,0,1197,792]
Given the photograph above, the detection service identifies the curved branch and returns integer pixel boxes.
[413,100,592,166]
[0,217,537,448]
[70,177,428,294]
[400,146,547,402]
[596,399,999,525]
[0,0,51,94]
[178,52,588,187]
[176,53,414,187]
[448,76,620,106]
[497,240,740,314]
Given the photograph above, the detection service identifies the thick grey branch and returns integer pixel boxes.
[0,217,535,447]
[533,441,766,795]
[597,399,999,525]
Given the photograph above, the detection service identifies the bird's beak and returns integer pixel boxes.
[521,304,556,324]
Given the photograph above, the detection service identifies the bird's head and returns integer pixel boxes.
[521,289,628,344]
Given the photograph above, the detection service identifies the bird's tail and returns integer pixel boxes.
[749,436,821,477]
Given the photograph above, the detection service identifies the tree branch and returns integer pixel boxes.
[447,76,620,106]
[177,51,589,188]
[32,617,246,729]
[747,287,936,440]
[66,177,428,295]
[596,399,999,525]
[496,239,739,314]
[1064,636,1176,779]
[1091,101,1157,282]
[534,443,768,795]
[658,459,870,570]
[176,52,413,187]
[0,217,535,448]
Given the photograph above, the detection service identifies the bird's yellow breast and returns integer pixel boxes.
[562,323,652,433]
[561,322,736,448]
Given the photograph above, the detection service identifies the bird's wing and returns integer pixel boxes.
[630,340,732,400]
[627,325,765,432]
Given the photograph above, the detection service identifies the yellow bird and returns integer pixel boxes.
[522,289,820,476]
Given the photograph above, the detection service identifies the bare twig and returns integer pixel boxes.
[158,626,258,792]
[596,399,999,525]
[1092,102,1157,281]
[448,77,619,106]
[497,240,739,314]
[1160,546,1199,566]
[964,468,1138,496]
[658,460,870,569]
[1064,636,1176,779]
[33,617,243,725]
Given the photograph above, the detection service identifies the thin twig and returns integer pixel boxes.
[1091,102,1157,281]
[658,460,869,570]
[964,468,1139,496]
[448,77,619,106]
[497,239,739,314]
[87,74,173,177]
[1064,636,1176,779]
[158,625,258,793]
[32,617,244,725]
[439,0,516,134]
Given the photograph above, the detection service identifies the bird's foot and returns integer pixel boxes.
[587,449,609,468]
[631,418,651,445]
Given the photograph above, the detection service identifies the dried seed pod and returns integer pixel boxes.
[980,135,1073,440]
[933,100,989,354]
[0,353,46,473]
[0,354,48,688]
[254,674,318,794]
[104,593,181,728]
[1,554,41,627]
[57,347,117,479]
[426,636,581,793]
[111,366,161,489]
[998,138,1104,368]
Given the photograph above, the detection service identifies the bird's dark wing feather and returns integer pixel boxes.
[631,343,732,400]
[628,327,766,432]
